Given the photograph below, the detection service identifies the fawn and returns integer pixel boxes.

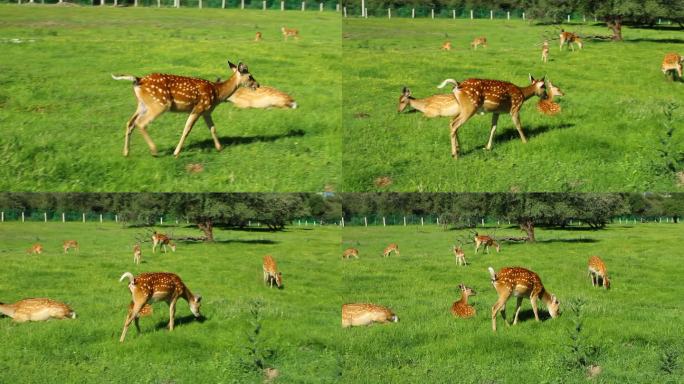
[255,31,262,42]
[133,243,142,264]
[588,256,611,289]
[26,243,43,254]
[281,27,299,40]
[536,80,565,116]
[471,37,487,50]
[152,232,176,253]
[451,284,477,318]
[397,86,460,118]
[453,246,467,266]
[662,53,683,80]
[0,298,76,322]
[263,255,283,288]
[559,30,583,51]
[342,248,360,259]
[441,41,452,51]
[541,40,549,63]
[341,303,398,327]
[63,240,79,254]
[474,233,500,254]
[228,86,297,109]
[382,243,400,257]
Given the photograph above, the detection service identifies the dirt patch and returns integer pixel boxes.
[374,176,392,188]
[185,163,204,174]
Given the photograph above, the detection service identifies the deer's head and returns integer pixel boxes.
[274,272,283,288]
[548,295,560,318]
[398,87,412,112]
[459,284,477,296]
[228,61,259,91]
[529,74,547,97]
[189,294,202,318]
[546,80,565,98]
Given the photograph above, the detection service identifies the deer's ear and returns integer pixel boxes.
[228,61,238,72]
[196,294,202,302]
[528,74,534,83]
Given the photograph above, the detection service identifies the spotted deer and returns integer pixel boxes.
[118,272,202,342]
[342,248,359,259]
[437,75,546,159]
[255,31,262,42]
[133,243,142,265]
[397,86,460,118]
[536,80,565,116]
[152,232,176,253]
[453,246,467,266]
[471,37,487,50]
[560,30,583,51]
[112,60,259,157]
[281,27,299,40]
[382,243,400,257]
[26,243,43,254]
[661,53,683,79]
[263,255,283,288]
[63,240,79,254]
[341,303,398,327]
[450,284,477,318]
[441,41,452,51]
[588,256,611,289]
[541,40,549,63]
[0,298,76,322]
[488,266,559,331]
[228,86,297,109]
[474,233,500,254]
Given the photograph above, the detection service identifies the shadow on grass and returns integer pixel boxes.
[154,314,207,330]
[625,38,684,44]
[181,129,305,152]
[536,238,599,244]
[212,239,278,245]
[459,123,574,157]
[512,308,552,323]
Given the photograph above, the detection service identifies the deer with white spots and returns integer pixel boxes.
[536,80,565,116]
[474,232,500,254]
[441,41,452,51]
[263,255,283,288]
[661,53,683,80]
[341,303,398,327]
[281,27,299,40]
[471,37,487,50]
[397,86,460,118]
[152,231,176,253]
[112,61,259,157]
[453,245,467,265]
[118,272,202,342]
[63,240,79,254]
[559,30,583,51]
[26,243,43,254]
[0,298,76,322]
[228,86,297,109]
[451,284,476,318]
[437,75,546,159]
[382,243,400,257]
[588,255,611,289]
[342,247,359,259]
[133,243,142,264]
[255,31,262,42]
[541,40,549,63]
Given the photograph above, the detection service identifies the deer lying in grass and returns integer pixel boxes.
[382,243,400,257]
[560,30,583,51]
[488,266,559,331]
[541,40,549,63]
[112,61,259,157]
[255,31,262,42]
[228,86,297,109]
[152,232,176,253]
[26,243,43,254]
[63,240,79,254]
[588,256,611,289]
[133,243,142,265]
[441,41,452,51]
[471,37,487,50]
[661,53,683,80]
[437,75,546,159]
[0,298,76,322]
[263,255,283,288]
[342,248,359,259]
[341,303,398,327]
[536,80,565,116]
[453,246,467,265]
[397,86,460,118]
[281,27,299,40]
[119,272,202,342]
[451,284,476,318]
[474,233,500,254]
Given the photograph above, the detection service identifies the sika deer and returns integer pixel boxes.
[63,240,79,254]
[382,243,400,257]
[441,41,452,51]
[112,60,259,157]
[488,266,559,331]
[541,40,549,63]
[588,256,611,289]
[0,298,76,322]
[438,75,546,158]
[560,30,583,51]
[471,37,487,50]
[474,233,500,254]
[118,272,202,342]
[397,86,460,118]
[661,53,683,80]
[536,79,565,115]
[255,31,262,42]
[453,246,467,266]
[263,255,283,288]
[342,248,359,259]
[152,232,176,253]
[228,86,297,109]
[281,27,299,40]
[26,243,43,254]
[133,243,142,265]
[341,303,398,327]
[450,284,476,318]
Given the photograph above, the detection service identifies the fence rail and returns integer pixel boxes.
[1,0,341,11]
[339,215,681,227]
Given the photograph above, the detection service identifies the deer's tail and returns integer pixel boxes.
[111,74,140,84]
[437,78,459,89]
[119,272,135,284]
[488,267,497,281]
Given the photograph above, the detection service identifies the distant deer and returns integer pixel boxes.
[263,255,283,288]
[382,243,400,257]
[453,246,467,266]
[488,266,559,331]
[228,86,297,109]
[536,80,565,116]
[112,60,259,157]
[119,272,202,342]
[26,243,43,254]
[281,27,299,40]
[451,284,477,318]
[341,303,398,328]
[63,240,79,254]
[133,243,142,265]
[342,248,359,259]
[471,37,487,50]
[588,256,611,289]
[661,53,683,80]
[255,31,262,42]
[152,232,176,253]
[441,41,452,51]
[0,298,76,322]
[397,86,460,118]
[559,30,583,51]
[437,75,546,159]
[541,40,549,63]
[474,233,500,254]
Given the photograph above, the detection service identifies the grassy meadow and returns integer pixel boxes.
[0,5,340,192]
[341,223,684,382]
[342,18,684,192]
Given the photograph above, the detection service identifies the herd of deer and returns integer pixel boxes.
[340,233,611,331]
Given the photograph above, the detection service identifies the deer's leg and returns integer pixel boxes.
[120,300,146,342]
[168,299,177,330]
[162,244,167,253]
[511,111,528,144]
[203,113,223,151]
[123,110,139,157]
[173,112,201,158]
[134,110,162,156]
[491,297,508,331]
[513,297,524,325]
[530,296,540,321]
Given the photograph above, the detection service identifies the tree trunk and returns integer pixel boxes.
[197,220,214,241]
[519,220,536,243]
[606,16,623,41]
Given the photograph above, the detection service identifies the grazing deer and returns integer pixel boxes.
[536,79,565,115]
[559,30,583,51]
[341,303,398,328]
[541,40,549,63]
[453,246,467,266]
[474,233,500,254]
[397,87,460,118]
[63,240,79,254]
[451,284,477,318]
[382,243,400,257]
[118,272,202,342]
[488,266,559,331]
[26,243,43,254]
[152,232,176,253]
[661,53,683,80]
[437,75,546,159]
[263,255,283,288]
[471,37,487,50]
[0,298,76,322]
[281,27,299,40]
[441,41,452,51]
[228,86,297,109]
[588,256,611,289]
[112,60,259,157]
[255,31,262,42]
[342,248,359,259]
[133,243,142,265]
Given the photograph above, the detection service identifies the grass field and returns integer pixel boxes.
[342,19,684,192]
[0,5,340,192]
[341,223,684,382]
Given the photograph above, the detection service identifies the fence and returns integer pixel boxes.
[2,0,341,11]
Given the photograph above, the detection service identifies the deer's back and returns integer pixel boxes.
[134,272,186,296]
[263,255,278,273]
[588,256,607,274]
[139,74,217,111]
[663,53,682,67]
[494,267,544,296]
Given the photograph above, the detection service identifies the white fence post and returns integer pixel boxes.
[343,6,346,16]
[263,1,266,10]
[364,8,368,17]
[241,0,244,9]
[44,212,47,222]
[387,8,390,19]
[403,217,406,226]
[101,0,105,6]
[490,10,493,19]
[157,0,160,7]
[82,213,85,223]
[99,214,103,223]
[1,212,3,222]
[341,217,345,227]
[421,217,424,226]
[160,216,164,225]
[411,8,414,18]
[437,217,439,225]
[522,12,525,20]
[22,212,25,222]
[62,212,65,222]
[319,2,323,11]
[583,15,586,22]
[481,218,485,226]
[336,3,339,11]
[431,8,434,18]
[507,11,510,20]
[364,217,368,227]
[452,9,455,19]
[281,1,284,10]
[115,214,118,223]
[199,0,202,9]
[301,1,305,11]
[134,0,137,6]
[470,9,473,19]
[382,217,386,227]
[222,0,225,8]
[567,14,570,22]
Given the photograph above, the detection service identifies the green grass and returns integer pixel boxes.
[0,5,341,192]
[341,223,684,382]
[342,19,684,192]
[0,222,342,383]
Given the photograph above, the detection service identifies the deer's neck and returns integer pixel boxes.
[458,293,469,305]
[181,286,196,303]
[0,303,16,318]
[216,74,241,102]
[541,290,553,306]
[409,98,429,113]
[520,84,539,101]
